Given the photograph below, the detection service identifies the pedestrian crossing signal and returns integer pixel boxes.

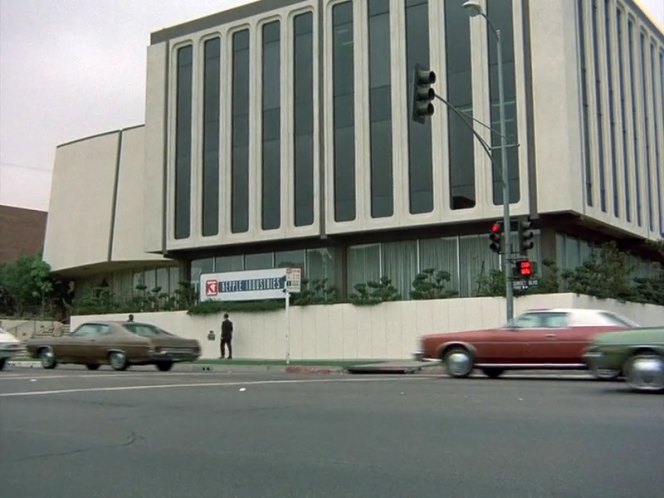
[513,260,534,277]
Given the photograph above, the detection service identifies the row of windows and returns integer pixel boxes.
[577,0,664,235]
[76,266,183,301]
[189,233,537,300]
[171,0,521,240]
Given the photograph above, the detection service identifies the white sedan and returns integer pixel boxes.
[0,326,23,370]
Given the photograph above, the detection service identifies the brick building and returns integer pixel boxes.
[0,205,47,263]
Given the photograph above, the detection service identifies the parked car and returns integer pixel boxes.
[25,321,201,371]
[0,326,24,371]
[417,308,638,378]
[584,327,664,392]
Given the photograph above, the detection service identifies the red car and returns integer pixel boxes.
[418,308,638,378]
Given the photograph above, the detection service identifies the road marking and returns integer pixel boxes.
[0,377,423,397]
[0,372,221,381]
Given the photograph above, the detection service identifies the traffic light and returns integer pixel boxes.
[412,64,436,123]
[513,260,534,278]
[519,217,535,254]
[489,221,503,254]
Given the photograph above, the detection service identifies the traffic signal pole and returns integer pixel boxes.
[496,27,514,321]
[411,2,516,321]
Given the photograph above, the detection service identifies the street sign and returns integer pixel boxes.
[512,279,539,291]
[286,268,301,293]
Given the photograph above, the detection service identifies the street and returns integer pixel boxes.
[1,367,662,498]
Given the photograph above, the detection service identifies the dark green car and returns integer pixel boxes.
[584,327,664,392]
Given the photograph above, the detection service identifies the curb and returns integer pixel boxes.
[4,361,346,374]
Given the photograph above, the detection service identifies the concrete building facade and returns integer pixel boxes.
[43,0,663,305]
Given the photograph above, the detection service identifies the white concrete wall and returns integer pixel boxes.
[44,133,120,272]
[528,0,584,215]
[72,293,664,361]
[44,128,171,274]
[112,126,165,263]
[144,42,167,254]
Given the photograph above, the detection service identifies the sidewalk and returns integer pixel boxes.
[6,358,439,375]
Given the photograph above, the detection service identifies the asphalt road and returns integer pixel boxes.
[1,367,662,498]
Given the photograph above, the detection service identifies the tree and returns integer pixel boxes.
[0,254,53,315]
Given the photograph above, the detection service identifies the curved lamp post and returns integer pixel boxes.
[463,0,514,320]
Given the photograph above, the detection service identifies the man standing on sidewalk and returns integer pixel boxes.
[220,313,233,359]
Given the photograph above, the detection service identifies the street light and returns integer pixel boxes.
[462,0,514,320]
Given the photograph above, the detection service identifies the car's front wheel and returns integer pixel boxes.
[108,351,128,371]
[40,347,57,369]
[0,358,6,371]
[624,353,664,392]
[443,347,474,378]
[155,361,174,372]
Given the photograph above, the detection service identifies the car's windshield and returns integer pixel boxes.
[124,324,173,337]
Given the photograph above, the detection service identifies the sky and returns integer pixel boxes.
[1,0,663,212]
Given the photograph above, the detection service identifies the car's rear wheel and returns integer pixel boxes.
[624,353,664,392]
[155,361,174,372]
[40,347,57,369]
[481,367,504,379]
[108,351,128,371]
[0,358,6,371]
[86,364,100,371]
[443,347,473,378]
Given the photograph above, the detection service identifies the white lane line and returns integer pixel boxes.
[0,372,219,381]
[0,377,422,397]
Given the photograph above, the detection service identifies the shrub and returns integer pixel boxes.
[410,269,458,300]
[349,277,400,305]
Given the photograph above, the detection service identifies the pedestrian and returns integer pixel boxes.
[220,313,233,359]
[127,314,134,322]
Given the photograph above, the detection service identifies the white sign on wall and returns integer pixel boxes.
[200,268,287,302]
[286,268,301,293]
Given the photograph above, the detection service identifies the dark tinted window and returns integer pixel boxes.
[293,13,315,226]
[577,0,593,207]
[369,0,393,218]
[487,0,520,205]
[175,45,193,239]
[262,21,281,230]
[232,30,250,233]
[446,0,475,209]
[333,2,356,222]
[202,38,220,236]
[627,19,642,226]
[616,8,631,221]
[590,1,606,212]
[405,0,433,214]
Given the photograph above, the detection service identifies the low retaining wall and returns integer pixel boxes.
[71,293,664,361]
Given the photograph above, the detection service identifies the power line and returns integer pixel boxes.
[0,161,53,172]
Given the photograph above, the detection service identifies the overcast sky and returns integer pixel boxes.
[1,0,662,212]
